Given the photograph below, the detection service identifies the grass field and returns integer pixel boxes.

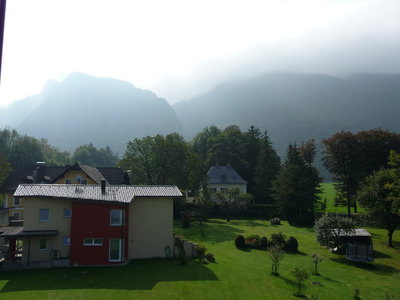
[317,182,365,213]
[0,219,399,299]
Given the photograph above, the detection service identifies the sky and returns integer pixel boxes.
[1,0,400,106]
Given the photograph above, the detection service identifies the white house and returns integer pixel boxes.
[207,165,247,195]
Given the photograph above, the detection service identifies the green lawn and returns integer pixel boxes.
[0,219,399,299]
[317,182,366,213]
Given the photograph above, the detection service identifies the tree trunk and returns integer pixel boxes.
[353,200,357,213]
[347,200,351,217]
[387,228,394,247]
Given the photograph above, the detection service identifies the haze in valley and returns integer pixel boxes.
[1,0,400,106]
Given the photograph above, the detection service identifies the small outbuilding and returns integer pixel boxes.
[334,228,374,263]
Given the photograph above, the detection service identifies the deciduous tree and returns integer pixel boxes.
[324,129,400,216]
[356,151,400,247]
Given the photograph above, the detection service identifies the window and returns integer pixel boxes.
[209,188,217,193]
[39,239,47,250]
[63,208,72,218]
[83,238,103,246]
[62,237,70,246]
[39,208,49,222]
[221,188,229,193]
[65,179,72,184]
[13,197,21,206]
[110,209,123,226]
[12,211,20,220]
[109,239,122,262]
[76,176,87,184]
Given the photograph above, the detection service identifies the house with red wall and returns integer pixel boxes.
[70,201,129,265]
[0,182,181,267]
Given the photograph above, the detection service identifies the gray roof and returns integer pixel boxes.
[14,184,182,204]
[333,228,371,237]
[52,162,109,185]
[0,163,130,194]
[207,166,247,184]
[0,227,59,237]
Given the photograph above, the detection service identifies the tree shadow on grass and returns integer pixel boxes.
[275,274,296,286]
[391,240,400,249]
[286,250,307,256]
[241,220,269,228]
[176,222,245,244]
[207,219,227,225]
[330,257,398,274]
[0,259,218,292]
[373,250,392,259]
[237,247,251,252]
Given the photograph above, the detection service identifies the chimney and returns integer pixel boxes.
[101,179,106,194]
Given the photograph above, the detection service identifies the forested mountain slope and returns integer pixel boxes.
[173,73,400,155]
[0,73,182,153]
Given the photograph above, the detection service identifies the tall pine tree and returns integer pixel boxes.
[273,143,321,225]
[253,131,281,203]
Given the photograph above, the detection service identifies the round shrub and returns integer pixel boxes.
[235,234,246,249]
[270,232,286,248]
[285,236,299,252]
[245,234,261,248]
[205,253,216,263]
[260,236,268,249]
[195,244,207,261]
[270,217,281,226]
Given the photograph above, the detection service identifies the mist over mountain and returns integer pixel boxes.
[0,73,182,154]
[173,73,400,155]
[1,72,400,166]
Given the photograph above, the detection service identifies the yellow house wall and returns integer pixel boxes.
[128,197,173,259]
[0,194,24,226]
[53,170,97,185]
[21,197,72,262]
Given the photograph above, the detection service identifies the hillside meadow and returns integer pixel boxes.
[318,182,366,214]
[0,219,398,299]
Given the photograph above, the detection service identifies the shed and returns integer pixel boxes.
[334,228,374,263]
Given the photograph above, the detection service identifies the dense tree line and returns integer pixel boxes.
[0,129,119,177]
[3,126,400,231]
[191,125,281,203]
[323,128,400,215]
[119,133,206,192]
[115,125,324,223]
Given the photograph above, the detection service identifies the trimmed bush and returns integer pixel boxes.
[205,253,216,263]
[195,244,207,261]
[235,234,246,249]
[270,232,286,248]
[260,236,268,249]
[246,234,261,248]
[270,217,281,225]
[285,236,298,252]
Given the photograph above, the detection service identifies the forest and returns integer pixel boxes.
[1,126,400,229]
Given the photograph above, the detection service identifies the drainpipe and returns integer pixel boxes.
[27,236,31,266]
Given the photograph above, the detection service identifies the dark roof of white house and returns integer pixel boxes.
[14,184,182,204]
[207,165,247,184]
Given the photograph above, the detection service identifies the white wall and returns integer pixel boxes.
[208,183,247,194]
